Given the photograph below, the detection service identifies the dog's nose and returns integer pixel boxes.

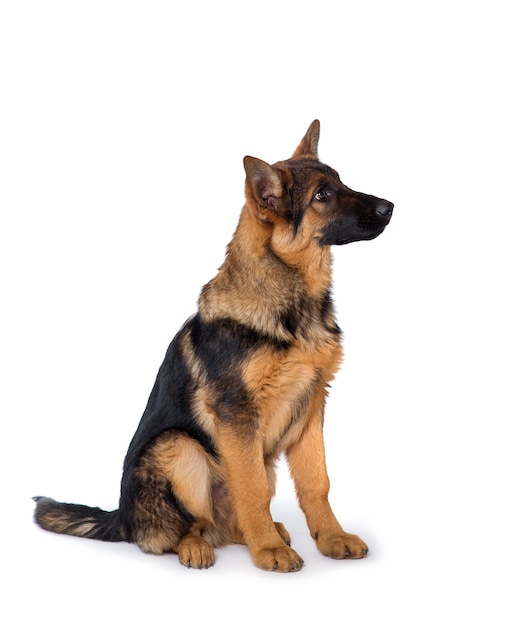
[375,200,394,217]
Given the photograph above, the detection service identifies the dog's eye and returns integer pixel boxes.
[314,189,328,201]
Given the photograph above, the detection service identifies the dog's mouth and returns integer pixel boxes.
[318,201,393,247]
[335,227,387,245]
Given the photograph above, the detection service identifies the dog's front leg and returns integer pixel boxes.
[286,394,369,560]
[216,427,304,572]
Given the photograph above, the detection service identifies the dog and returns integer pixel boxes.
[34,120,393,572]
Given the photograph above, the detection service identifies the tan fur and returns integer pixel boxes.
[136,431,240,558]
[34,121,393,572]
[175,123,365,571]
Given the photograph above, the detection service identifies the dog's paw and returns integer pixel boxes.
[176,535,215,569]
[315,532,369,560]
[252,546,304,572]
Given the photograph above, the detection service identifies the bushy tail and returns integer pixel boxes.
[33,496,127,543]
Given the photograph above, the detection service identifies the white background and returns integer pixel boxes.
[1,1,530,624]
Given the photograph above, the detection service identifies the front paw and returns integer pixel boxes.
[315,532,369,560]
[252,545,304,572]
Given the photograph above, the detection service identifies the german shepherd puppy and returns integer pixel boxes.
[34,120,393,572]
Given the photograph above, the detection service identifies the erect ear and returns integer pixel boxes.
[243,156,283,214]
[291,119,320,159]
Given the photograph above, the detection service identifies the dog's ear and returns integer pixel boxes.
[243,156,284,218]
[292,119,320,159]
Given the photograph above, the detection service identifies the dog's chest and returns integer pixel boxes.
[242,333,342,454]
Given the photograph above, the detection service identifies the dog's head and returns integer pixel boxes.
[243,120,393,251]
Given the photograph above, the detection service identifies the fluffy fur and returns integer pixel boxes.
[34,120,393,572]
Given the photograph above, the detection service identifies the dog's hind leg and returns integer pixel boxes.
[132,431,219,568]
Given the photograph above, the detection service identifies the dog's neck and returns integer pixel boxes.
[198,205,335,342]
[235,204,332,292]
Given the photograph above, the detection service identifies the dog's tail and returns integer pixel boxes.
[33,496,127,542]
